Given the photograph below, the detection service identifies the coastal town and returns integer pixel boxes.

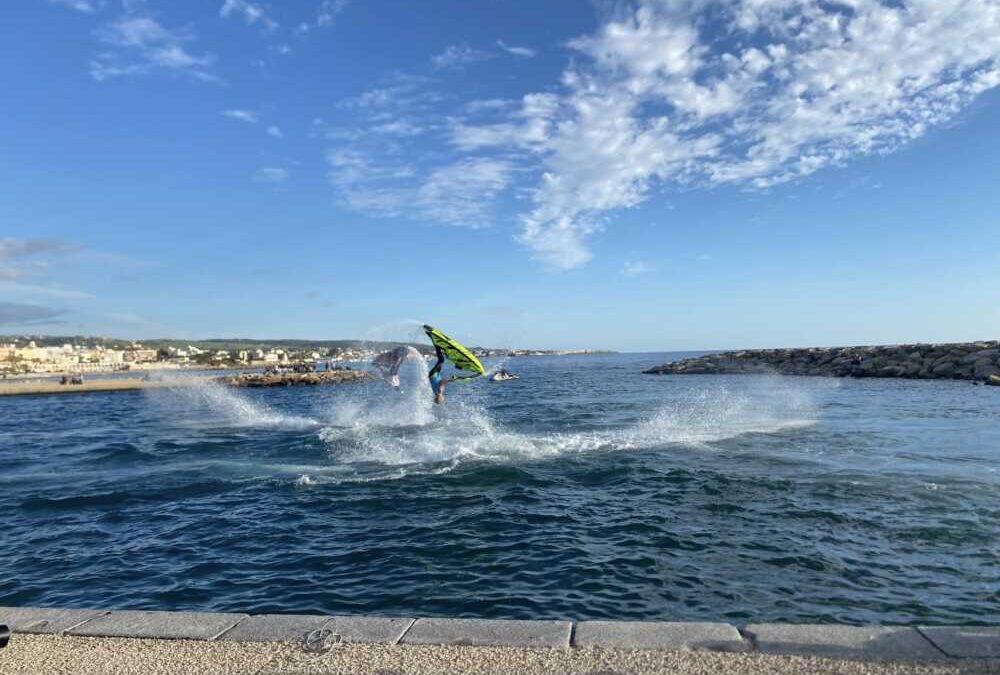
[0,339,339,376]
[0,335,607,378]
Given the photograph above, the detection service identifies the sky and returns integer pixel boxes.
[3,0,1000,352]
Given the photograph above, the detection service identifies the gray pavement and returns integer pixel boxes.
[575,620,747,651]
[918,627,1000,659]
[401,618,571,647]
[66,610,247,640]
[2,606,999,674]
[2,634,999,675]
[744,624,946,660]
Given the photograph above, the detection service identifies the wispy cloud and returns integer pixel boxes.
[497,39,535,58]
[325,70,522,227]
[296,0,350,34]
[91,14,217,82]
[431,43,493,70]
[317,0,349,27]
[622,260,653,277]
[0,239,81,280]
[253,167,288,183]
[49,0,103,13]
[222,109,258,123]
[0,281,96,301]
[327,151,511,227]
[220,0,278,32]
[0,302,68,327]
[266,125,283,138]
[417,158,512,226]
[449,93,559,151]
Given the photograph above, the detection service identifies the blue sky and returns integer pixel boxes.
[3,0,1000,351]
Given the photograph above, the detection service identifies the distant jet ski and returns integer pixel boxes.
[491,368,519,382]
[371,346,421,389]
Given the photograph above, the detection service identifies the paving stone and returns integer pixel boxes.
[325,616,415,644]
[0,607,108,634]
[67,610,247,640]
[401,618,571,647]
[574,621,747,651]
[745,624,943,660]
[919,626,1000,658]
[216,614,330,642]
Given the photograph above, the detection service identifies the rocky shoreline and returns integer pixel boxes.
[216,369,368,388]
[644,341,1000,385]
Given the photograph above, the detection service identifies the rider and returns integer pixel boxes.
[428,345,448,404]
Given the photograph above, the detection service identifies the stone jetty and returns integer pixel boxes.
[644,341,1000,385]
[216,369,368,388]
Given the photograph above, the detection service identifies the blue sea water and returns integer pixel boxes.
[1,353,998,625]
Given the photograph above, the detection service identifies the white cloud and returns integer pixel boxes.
[49,0,102,12]
[253,167,288,183]
[450,93,559,151]
[496,0,1000,268]
[222,109,258,123]
[622,260,654,277]
[431,43,493,69]
[267,125,284,138]
[322,1,1000,271]
[497,40,535,58]
[91,14,216,81]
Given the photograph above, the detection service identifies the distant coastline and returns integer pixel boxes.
[1,334,614,379]
[644,341,1000,385]
[0,369,368,397]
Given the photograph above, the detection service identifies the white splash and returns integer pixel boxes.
[147,375,318,429]
[316,374,819,481]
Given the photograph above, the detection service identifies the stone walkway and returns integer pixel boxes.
[1,607,998,674]
[4,634,1000,675]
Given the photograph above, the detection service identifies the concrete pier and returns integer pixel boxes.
[1,606,998,674]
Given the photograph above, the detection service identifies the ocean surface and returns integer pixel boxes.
[2,353,998,625]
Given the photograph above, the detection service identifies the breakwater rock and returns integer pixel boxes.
[218,370,368,388]
[644,341,1000,385]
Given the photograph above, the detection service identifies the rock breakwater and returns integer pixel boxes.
[217,370,368,388]
[644,341,1000,385]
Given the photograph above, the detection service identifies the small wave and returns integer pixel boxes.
[19,479,237,511]
[92,442,155,464]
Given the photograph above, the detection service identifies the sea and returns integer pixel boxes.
[1,352,997,625]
